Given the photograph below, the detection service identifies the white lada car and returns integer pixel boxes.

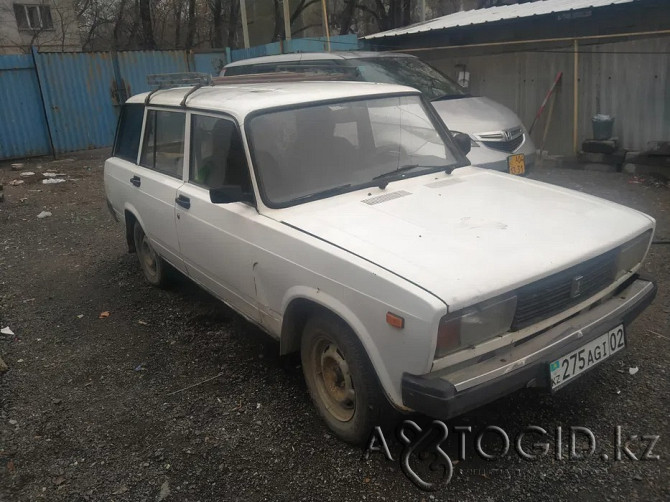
[104,76,656,444]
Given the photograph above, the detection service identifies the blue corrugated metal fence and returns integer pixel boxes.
[0,36,360,160]
[0,54,52,159]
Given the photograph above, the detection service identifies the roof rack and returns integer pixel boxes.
[143,70,356,105]
[145,72,212,105]
[212,71,352,85]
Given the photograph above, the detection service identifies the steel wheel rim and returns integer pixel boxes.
[313,336,355,422]
[139,234,157,277]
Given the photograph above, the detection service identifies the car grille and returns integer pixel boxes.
[511,249,618,331]
[481,134,524,153]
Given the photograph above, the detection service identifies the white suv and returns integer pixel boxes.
[105,76,656,444]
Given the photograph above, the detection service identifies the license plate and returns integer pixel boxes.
[508,154,525,175]
[549,325,625,390]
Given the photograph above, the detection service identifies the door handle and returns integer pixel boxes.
[175,195,191,210]
[130,176,141,187]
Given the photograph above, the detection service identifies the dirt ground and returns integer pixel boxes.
[0,150,668,502]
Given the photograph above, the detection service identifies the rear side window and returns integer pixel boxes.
[140,110,185,179]
[113,104,144,162]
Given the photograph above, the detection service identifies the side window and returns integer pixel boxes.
[113,103,144,162]
[190,115,252,193]
[140,110,185,179]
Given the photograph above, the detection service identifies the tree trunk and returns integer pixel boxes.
[139,0,156,49]
[113,0,128,49]
[174,1,182,49]
[402,0,411,26]
[338,0,357,35]
[186,0,196,49]
[211,0,223,48]
[226,0,240,47]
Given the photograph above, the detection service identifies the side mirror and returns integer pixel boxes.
[210,185,254,204]
[453,133,472,156]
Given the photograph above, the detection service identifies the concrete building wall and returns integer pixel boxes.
[0,0,80,54]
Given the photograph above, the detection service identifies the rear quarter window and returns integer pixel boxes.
[113,103,145,162]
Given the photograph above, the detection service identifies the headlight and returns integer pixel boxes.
[616,230,652,279]
[435,294,517,359]
[450,131,479,147]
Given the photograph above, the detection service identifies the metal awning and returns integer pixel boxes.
[363,0,638,40]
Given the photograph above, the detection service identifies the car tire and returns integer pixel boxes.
[301,312,393,444]
[133,221,169,288]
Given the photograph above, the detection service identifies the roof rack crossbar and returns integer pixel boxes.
[145,72,212,105]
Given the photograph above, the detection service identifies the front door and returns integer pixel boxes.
[175,113,260,322]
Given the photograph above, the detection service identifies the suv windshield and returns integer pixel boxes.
[247,95,463,208]
[353,57,467,101]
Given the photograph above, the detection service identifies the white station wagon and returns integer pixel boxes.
[105,75,656,444]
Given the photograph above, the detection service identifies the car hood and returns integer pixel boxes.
[432,96,524,134]
[276,168,653,310]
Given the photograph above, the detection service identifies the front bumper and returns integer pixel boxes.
[401,276,656,419]
[467,135,536,173]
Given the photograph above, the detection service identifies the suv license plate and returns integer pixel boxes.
[549,324,625,390]
[508,154,525,175]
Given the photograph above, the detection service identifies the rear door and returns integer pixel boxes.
[132,108,186,272]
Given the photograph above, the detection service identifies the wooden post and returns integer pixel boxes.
[573,39,579,154]
[283,0,291,40]
[321,0,330,51]
[240,0,250,49]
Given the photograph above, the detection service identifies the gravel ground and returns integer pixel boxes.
[0,151,668,501]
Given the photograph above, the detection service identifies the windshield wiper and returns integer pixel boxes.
[290,183,352,203]
[431,93,470,101]
[373,164,455,189]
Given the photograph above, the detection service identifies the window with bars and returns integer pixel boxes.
[13,4,54,31]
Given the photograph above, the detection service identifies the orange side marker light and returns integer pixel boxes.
[386,312,405,329]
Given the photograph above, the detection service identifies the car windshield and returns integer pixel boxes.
[353,57,467,101]
[247,95,462,207]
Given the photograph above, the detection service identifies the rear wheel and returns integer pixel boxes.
[301,313,392,444]
[133,222,168,287]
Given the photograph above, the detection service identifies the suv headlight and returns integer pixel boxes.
[435,294,517,359]
[616,229,652,279]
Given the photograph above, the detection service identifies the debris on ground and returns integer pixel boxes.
[0,355,8,373]
[157,480,170,501]
[1,326,14,335]
[37,211,52,219]
[42,178,66,185]
[8,179,24,186]
[11,163,24,171]
[99,311,110,319]
[19,171,35,177]
[629,366,639,375]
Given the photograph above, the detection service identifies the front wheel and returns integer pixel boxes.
[133,222,169,287]
[301,313,393,444]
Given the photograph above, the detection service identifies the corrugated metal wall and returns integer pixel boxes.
[192,52,227,75]
[0,55,51,159]
[34,51,119,153]
[427,35,670,154]
[230,35,359,62]
[0,49,207,159]
[1,39,360,160]
[117,51,189,97]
